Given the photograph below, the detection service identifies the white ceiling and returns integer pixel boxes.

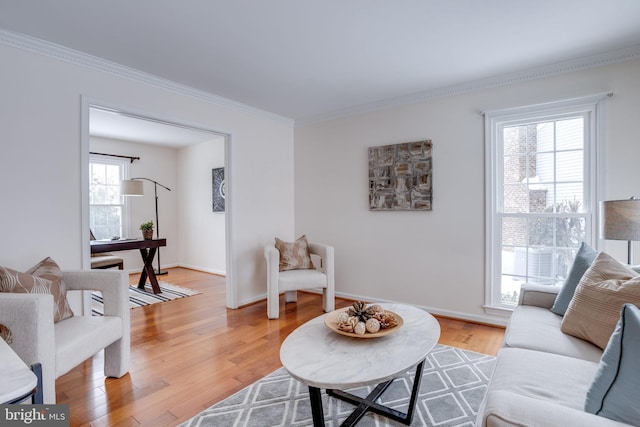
[90,108,223,148]
[2,1,640,125]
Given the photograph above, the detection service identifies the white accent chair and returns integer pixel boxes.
[0,270,130,403]
[265,242,335,319]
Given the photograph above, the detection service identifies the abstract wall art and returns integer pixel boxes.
[212,167,225,212]
[368,140,432,211]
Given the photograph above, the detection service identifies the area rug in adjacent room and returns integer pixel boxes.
[179,344,495,427]
[91,282,201,316]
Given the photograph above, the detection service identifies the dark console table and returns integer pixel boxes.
[90,238,167,294]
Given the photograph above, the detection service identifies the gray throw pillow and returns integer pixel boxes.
[585,303,640,424]
[550,242,598,316]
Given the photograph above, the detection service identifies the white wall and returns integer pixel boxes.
[90,136,180,272]
[294,59,640,324]
[0,41,294,307]
[177,138,226,274]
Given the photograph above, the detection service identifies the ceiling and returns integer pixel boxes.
[90,108,223,147]
[2,1,640,125]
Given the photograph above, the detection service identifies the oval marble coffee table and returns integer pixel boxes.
[280,303,440,426]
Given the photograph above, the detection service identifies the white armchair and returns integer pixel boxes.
[0,270,130,403]
[265,242,335,319]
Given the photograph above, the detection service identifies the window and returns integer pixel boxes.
[485,94,607,312]
[89,155,129,240]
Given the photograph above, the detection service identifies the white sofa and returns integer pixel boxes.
[0,270,130,403]
[476,284,632,426]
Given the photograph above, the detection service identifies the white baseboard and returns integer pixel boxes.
[122,263,225,277]
[333,290,509,327]
[241,289,510,327]
[176,263,226,276]
[238,293,270,308]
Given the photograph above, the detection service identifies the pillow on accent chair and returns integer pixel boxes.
[0,257,74,322]
[550,242,598,316]
[561,252,640,349]
[274,235,314,272]
[585,303,640,424]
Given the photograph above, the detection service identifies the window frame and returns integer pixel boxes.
[89,153,131,240]
[484,94,609,315]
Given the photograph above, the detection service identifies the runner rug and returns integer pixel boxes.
[91,282,201,316]
[179,344,495,427]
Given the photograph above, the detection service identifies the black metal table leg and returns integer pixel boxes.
[32,363,43,404]
[324,359,425,426]
[309,386,325,427]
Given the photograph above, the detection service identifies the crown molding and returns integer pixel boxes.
[0,28,294,126]
[4,27,638,129]
[296,44,640,126]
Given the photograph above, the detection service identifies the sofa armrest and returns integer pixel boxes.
[518,284,560,309]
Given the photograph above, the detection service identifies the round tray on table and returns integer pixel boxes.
[324,307,404,339]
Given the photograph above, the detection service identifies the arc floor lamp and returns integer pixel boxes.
[121,177,171,275]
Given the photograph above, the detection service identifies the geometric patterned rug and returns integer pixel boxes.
[178,344,495,427]
[91,281,201,316]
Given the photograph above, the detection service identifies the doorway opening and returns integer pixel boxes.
[80,99,236,309]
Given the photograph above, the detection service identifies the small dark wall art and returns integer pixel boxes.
[212,167,225,212]
[369,140,432,211]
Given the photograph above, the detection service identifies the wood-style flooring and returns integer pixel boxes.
[56,267,505,426]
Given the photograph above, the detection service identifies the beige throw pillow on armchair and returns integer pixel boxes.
[275,235,314,272]
[561,252,640,349]
[0,257,74,323]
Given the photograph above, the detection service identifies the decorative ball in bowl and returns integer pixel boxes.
[324,301,403,338]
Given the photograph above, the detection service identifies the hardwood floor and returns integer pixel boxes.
[56,268,505,426]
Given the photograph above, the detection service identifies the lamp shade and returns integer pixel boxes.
[120,179,144,196]
[600,199,640,241]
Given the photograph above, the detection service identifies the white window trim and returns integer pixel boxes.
[89,153,132,239]
[483,93,610,315]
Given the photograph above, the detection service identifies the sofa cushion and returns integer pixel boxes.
[275,235,314,271]
[551,242,598,316]
[477,348,622,427]
[504,305,602,362]
[585,303,640,424]
[0,257,74,323]
[561,252,640,349]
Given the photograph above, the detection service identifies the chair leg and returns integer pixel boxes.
[104,339,129,378]
[323,287,335,312]
[267,285,279,319]
[285,290,297,303]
